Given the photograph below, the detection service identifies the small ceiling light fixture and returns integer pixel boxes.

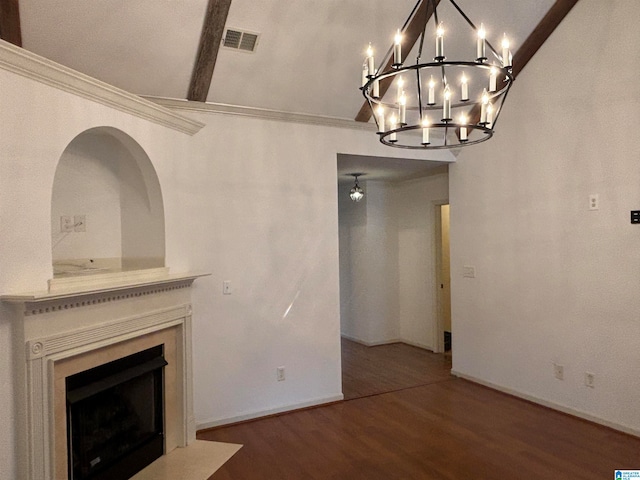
[360,0,513,149]
[349,173,365,202]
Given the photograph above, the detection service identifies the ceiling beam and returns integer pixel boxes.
[511,0,580,79]
[355,0,441,123]
[465,0,580,130]
[187,0,232,102]
[0,0,22,47]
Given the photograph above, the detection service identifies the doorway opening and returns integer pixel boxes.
[336,153,453,399]
[435,203,452,356]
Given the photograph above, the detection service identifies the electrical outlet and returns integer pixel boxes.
[223,281,232,295]
[553,363,564,380]
[277,366,285,381]
[60,216,73,233]
[589,194,599,211]
[74,215,86,232]
[585,372,595,388]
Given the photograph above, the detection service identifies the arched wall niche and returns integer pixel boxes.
[51,127,165,277]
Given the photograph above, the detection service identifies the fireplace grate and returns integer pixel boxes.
[66,345,167,480]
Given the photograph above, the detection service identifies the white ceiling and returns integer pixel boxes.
[20,0,209,99]
[337,153,449,183]
[19,0,555,118]
[17,0,556,178]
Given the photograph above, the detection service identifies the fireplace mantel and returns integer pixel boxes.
[3,270,210,480]
[2,270,210,311]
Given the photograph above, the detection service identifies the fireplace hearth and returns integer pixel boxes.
[2,271,208,480]
[66,345,167,480]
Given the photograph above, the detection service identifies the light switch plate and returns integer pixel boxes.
[74,215,86,232]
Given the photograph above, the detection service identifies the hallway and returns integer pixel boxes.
[341,338,452,400]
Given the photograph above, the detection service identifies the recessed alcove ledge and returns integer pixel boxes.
[1,270,210,315]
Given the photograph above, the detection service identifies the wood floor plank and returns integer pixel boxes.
[341,338,453,399]
[200,340,640,478]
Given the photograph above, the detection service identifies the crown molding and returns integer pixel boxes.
[0,40,205,135]
[143,96,376,132]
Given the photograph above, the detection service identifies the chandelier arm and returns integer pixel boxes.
[416,0,434,62]
[488,83,511,131]
[447,0,501,61]
[403,0,424,32]
[375,0,423,89]
[439,65,447,89]
[485,43,502,64]
[379,123,493,149]
[378,48,394,76]
[364,61,512,112]
[415,20,426,62]
[366,94,382,132]
[384,0,425,69]
[446,0,476,30]
[431,0,448,86]
[416,68,424,122]
[466,102,481,128]
[432,0,440,27]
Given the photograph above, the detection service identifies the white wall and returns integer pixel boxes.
[395,173,448,349]
[51,133,123,261]
[338,171,449,349]
[339,180,399,344]
[449,0,640,435]
[0,50,453,476]
[51,129,166,270]
[338,179,367,341]
[182,112,346,424]
[0,66,192,479]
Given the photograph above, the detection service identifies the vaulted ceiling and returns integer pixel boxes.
[1,0,579,178]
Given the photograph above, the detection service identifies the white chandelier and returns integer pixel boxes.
[360,0,513,150]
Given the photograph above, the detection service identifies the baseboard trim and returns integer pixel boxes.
[400,339,435,352]
[341,334,434,351]
[340,334,402,347]
[451,370,640,438]
[196,394,344,431]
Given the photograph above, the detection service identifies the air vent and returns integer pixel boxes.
[223,28,260,53]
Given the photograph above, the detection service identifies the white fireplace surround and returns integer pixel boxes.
[3,271,208,480]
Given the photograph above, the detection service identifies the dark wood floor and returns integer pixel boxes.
[201,339,640,479]
[341,338,452,400]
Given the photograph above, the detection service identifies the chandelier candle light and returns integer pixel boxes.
[360,0,514,149]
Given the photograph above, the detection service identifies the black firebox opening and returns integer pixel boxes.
[66,344,167,480]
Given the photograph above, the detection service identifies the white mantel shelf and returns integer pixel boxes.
[6,269,207,480]
[1,270,210,315]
